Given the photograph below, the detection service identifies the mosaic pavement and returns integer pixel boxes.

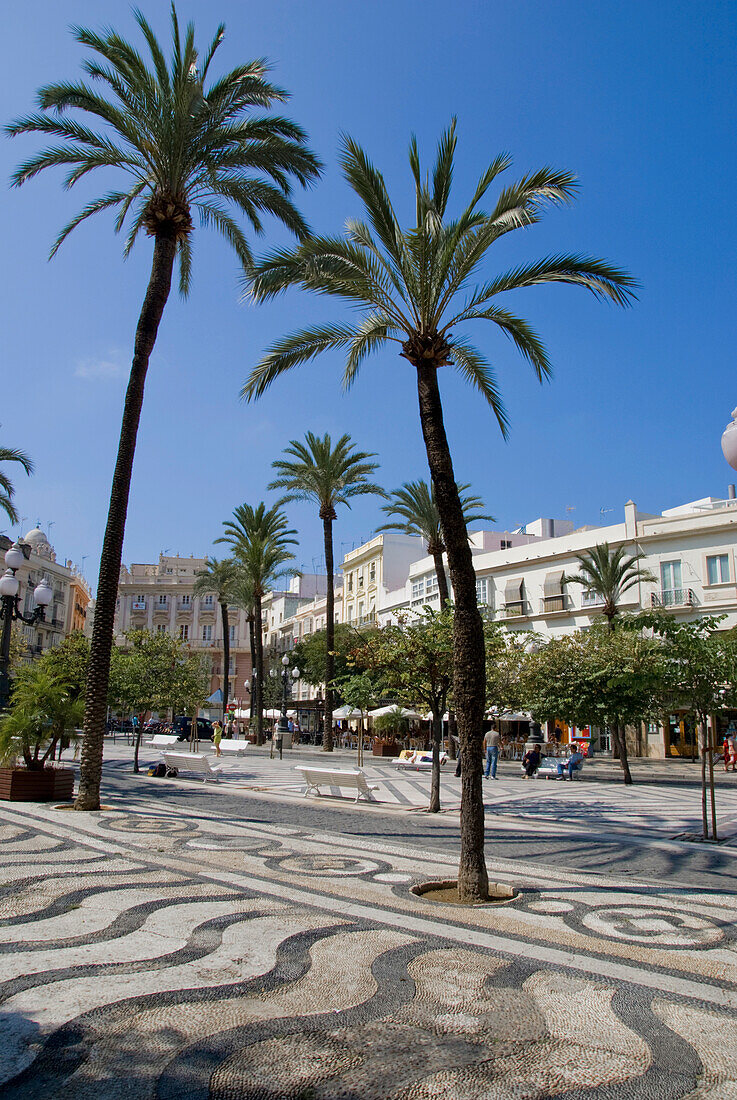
[2,794,737,1099]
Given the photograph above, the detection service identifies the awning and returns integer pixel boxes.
[543,571,564,597]
[206,689,223,704]
[504,578,524,603]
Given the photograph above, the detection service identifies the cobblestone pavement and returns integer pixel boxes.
[2,778,737,1099]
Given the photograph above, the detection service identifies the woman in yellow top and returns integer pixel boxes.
[212,720,223,757]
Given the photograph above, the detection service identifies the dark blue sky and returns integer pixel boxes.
[2,1,735,583]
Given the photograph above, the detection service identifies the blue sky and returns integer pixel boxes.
[2,1,735,585]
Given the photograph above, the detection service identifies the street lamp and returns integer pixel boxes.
[721,408,737,472]
[269,653,300,739]
[0,543,53,710]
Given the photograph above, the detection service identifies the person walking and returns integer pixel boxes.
[212,720,223,758]
[483,725,500,780]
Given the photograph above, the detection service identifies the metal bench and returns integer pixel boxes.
[162,752,222,782]
[531,755,585,780]
[294,765,379,803]
[146,734,180,749]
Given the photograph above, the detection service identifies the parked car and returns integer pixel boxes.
[173,716,214,742]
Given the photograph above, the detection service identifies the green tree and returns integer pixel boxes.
[193,558,236,720]
[522,624,663,784]
[564,543,655,629]
[8,8,320,811]
[378,479,492,605]
[0,446,33,525]
[0,665,83,769]
[217,503,297,744]
[484,622,533,715]
[351,608,454,812]
[42,632,90,699]
[242,122,635,900]
[269,431,383,752]
[336,672,381,765]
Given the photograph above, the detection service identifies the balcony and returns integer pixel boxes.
[540,595,567,615]
[582,592,605,608]
[51,617,65,629]
[502,601,530,619]
[651,588,696,609]
[153,602,169,614]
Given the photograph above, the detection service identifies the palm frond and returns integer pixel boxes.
[448,338,510,439]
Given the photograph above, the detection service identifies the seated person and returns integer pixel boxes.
[522,746,541,777]
[557,750,584,780]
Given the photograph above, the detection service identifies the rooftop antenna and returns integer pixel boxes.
[565,505,576,515]
[81,555,89,574]
[47,521,55,541]
[600,507,614,520]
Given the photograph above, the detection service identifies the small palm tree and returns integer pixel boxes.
[193,558,236,721]
[378,479,492,605]
[7,7,320,811]
[0,446,34,526]
[217,503,297,744]
[241,122,636,902]
[564,542,655,630]
[269,432,383,751]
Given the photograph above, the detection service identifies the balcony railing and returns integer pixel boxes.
[582,592,605,608]
[502,601,529,619]
[154,602,169,613]
[651,588,695,609]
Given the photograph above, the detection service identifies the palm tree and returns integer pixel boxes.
[378,479,492,606]
[217,503,297,744]
[269,432,383,752]
[564,542,655,783]
[7,8,320,811]
[193,557,236,722]
[0,446,34,526]
[564,542,655,630]
[241,122,636,901]
[229,570,258,729]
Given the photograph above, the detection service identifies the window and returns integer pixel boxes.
[166,568,173,574]
[180,594,190,607]
[202,625,212,641]
[425,573,438,594]
[411,579,424,600]
[369,563,376,582]
[347,574,353,592]
[156,624,166,634]
[179,624,189,641]
[501,539,512,550]
[476,578,490,605]
[229,624,236,642]
[358,601,364,621]
[661,560,683,602]
[707,554,730,585]
[158,594,168,607]
[203,594,214,608]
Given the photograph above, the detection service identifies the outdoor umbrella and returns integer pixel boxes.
[333,705,364,719]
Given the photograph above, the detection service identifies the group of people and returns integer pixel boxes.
[724,728,737,772]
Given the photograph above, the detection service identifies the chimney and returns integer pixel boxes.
[624,500,638,538]
[729,485,736,500]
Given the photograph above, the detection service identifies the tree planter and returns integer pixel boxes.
[0,767,75,802]
[373,740,401,758]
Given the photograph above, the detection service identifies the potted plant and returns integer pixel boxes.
[0,666,82,801]
[372,710,408,757]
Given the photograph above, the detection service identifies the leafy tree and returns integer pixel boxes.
[292,622,376,689]
[0,665,82,769]
[484,622,533,715]
[270,432,383,751]
[522,624,663,784]
[193,557,236,720]
[8,8,320,810]
[564,543,655,629]
[242,122,635,901]
[351,608,454,811]
[217,503,297,744]
[378,479,492,605]
[634,611,732,838]
[42,632,90,699]
[0,446,33,525]
[335,671,381,765]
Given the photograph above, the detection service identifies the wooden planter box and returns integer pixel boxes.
[373,740,401,758]
[0,767,75,802]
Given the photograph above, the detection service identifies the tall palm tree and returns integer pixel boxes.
[269,432,383,752]
[229,570,258,728]
[241,122,636,901]
[564,542,655,784]
[564,542,655,630]
[378,479,492,606]
[193,557,236,722]
[217,503,297,744]
[7,8,320,811]
[0,446,34,526]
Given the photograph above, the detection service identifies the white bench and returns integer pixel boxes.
[146,734,180,749]
[294,765,379,803]
[394,751,449,771]
[217,741,250,756]
[163,752,223,782]
[529,755,585,780]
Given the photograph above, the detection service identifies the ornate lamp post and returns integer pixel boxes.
[0,543,53,710]
[721,408,737,472]
[269,653,300,752]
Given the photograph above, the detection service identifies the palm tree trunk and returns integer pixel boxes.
[432,549,450,606]
[429,706,442,813]
[220,602,230,723]
[75,235,176,811]
[323,516,334,753]
[248,613,256,735]
[416,362,488,902]
[254,592,264,745]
